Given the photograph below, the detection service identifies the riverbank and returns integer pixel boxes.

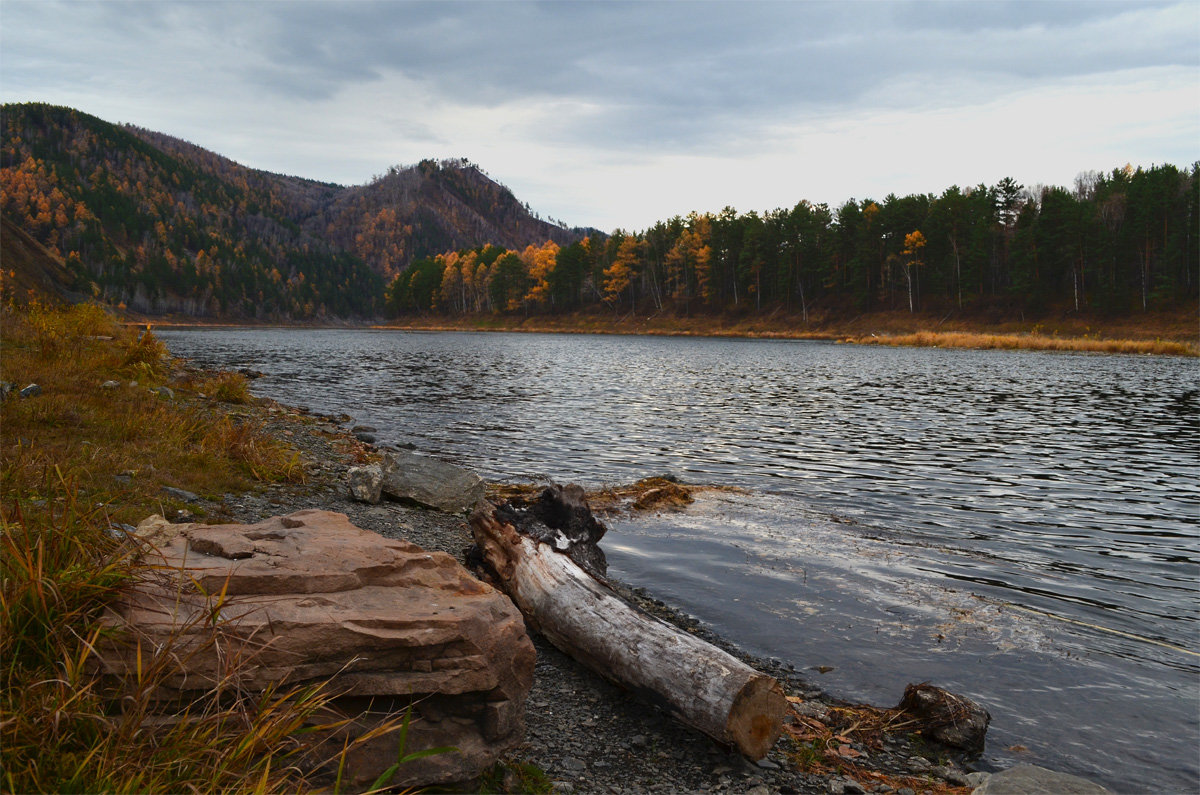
[138,303,1198,356]
[377,305,1199,349]
[232,401,988,795]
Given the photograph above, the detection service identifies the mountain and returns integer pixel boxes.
[316,158,588,280]
[0,103,589,318]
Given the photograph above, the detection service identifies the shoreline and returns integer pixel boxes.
[228,399,996,794]
[135,306,1199,356]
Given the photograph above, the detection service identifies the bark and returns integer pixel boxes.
[471,489,786,759]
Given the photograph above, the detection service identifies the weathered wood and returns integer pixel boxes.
[471,492,785,759]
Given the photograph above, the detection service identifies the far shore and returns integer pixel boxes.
[135,306,1199,357]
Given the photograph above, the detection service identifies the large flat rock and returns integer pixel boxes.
[100,509,535,788]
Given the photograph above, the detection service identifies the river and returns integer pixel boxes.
[158,327,1199,793]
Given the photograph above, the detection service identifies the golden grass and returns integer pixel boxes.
[843,330,1198,356]
[0,300,394,793]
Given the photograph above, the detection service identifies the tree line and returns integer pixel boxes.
[388,163,1199,320]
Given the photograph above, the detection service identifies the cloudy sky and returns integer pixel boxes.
[2,1,1197,231]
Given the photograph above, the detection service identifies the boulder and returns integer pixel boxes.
[897,683,990,753]
[380,450,486,513]
[99,509,535,789]
[972,764,1111,794]
[19,383,41,398]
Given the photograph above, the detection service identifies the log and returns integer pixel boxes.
[471,486,785,759]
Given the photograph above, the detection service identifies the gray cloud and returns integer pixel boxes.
[1,0,1194,228]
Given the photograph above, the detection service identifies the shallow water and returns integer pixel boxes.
[160,328,1200,792]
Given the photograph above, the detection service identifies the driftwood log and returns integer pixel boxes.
[470,485,785,759]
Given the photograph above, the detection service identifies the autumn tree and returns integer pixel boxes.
[900,230,926,313]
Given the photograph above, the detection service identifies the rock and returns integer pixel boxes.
[380,450,486,514]
[97,510,535,789]
[0,381,14,400]
[972,764,1111,794]
[933,764,971,786]
[897,683,990,753]
[101,380,120,390]
[19,383,41,398]
[966,771,991,788]
[351,425,378,433]
[354,432,377,443]
[161,486,201,504]
[152,386,174,399]
[347,463,385,503]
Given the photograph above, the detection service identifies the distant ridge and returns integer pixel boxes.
[0,102,592,318]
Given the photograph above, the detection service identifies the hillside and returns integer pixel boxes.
[0,213,78,303]
[0,103,586,318]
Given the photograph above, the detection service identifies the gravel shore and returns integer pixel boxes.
[206,398,983,795]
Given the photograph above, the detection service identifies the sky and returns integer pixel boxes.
[2,0,1197,232]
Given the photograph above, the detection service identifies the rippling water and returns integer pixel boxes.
[160,328,1199,792]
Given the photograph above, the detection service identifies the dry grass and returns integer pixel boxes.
[0,300,419,793]
[782,697,971,794]
[843,329,1198,356]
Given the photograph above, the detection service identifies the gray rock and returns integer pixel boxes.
[19,383,42,398]
[100,380,120,390]
[0,381,14,400]
[898,683,990,752]
[354,432,377,444]
[161,486,201,503]
[347,464,385,504]
[934,765,971,786]
[380,450,485,513]
[966,771,991,788]
[152,386,174,399]
[755,758,780,770]
[972,764,1111,794]
[351,425,378,433]
[560,757,587,774]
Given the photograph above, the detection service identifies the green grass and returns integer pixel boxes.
[0,299,412,792]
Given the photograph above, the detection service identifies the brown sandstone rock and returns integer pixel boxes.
[99,509,535,789]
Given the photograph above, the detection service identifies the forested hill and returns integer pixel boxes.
[0,103,587,318]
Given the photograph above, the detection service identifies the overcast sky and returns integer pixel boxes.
[2,1,1197,231]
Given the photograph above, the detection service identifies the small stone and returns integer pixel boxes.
[842,779,867,794]
[897,789,915,795]
[152,386,174,399]
[933,765,970,787]
[162,486,201,503]
[100,380,120,390]
[745,786,770,795]
[347,464,384,504]
[966,771,991,788]
[351,425,378,433]
[755,758,780,770]
[355,432,377,443]
[560,757,586,774]
[19,383,41,398]
[0,381,15,400]
[630,734,648,747]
